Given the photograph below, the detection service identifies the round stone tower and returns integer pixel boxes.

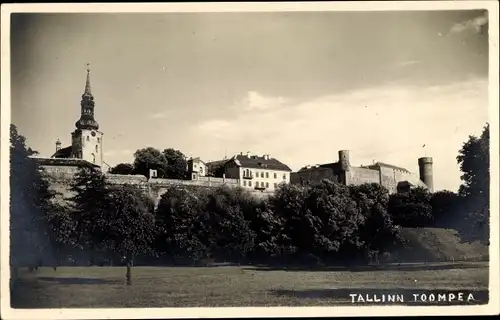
[418,157,434,192]
[339,150,351,171]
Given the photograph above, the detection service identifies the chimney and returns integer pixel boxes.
[55,139,62,152]
[263,154,270,160]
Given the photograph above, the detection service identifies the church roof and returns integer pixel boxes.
[51,146,72,158]
[31,156,100,168]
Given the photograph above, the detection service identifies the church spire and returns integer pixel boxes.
[82,63,93,100]
[75,63,99,130]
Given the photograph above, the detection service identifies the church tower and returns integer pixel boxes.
[71,64,104,168]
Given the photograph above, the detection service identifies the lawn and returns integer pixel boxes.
[11,262,489,308]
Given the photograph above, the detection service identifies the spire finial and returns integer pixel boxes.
[84,62,92,96]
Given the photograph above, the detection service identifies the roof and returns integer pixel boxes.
[51,146,72,158]
[229,154,292,172]
[188,157,206,165]
[206,159,229,167]
[31,156,100,168]
[297,162,341,172]
[369,162,410,173]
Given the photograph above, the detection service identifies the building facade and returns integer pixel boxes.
[187,157,207,180]
[223,153,292,192]
[290,150,433,193]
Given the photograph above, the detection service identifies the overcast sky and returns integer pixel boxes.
[10,10,489,192]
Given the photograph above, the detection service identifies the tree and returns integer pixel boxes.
[457,123,489,200]
[155,186,209,262]
[68,164,109,263]
[302,180,364,262]
[198,186,255,262]
[388,187,433,228]
[10,125,57,271]
[250,201,284,261]
[100,185,157,285]
[456,123,489,242]
[162,148,187,179]
[110,163,134,175]
[133,147,168,178]
[270,180,364,265]
[349,183,403,263]
[430,190,460,227]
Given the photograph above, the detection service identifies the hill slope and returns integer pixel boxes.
[387,227,489,263]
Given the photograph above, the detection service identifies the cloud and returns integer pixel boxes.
[149,112,168,119]
[395,60,421,68]
[193,78,488,192]
[238,91,288,111]
[450,12,489,34]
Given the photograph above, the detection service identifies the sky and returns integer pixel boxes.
[10,10,490,192]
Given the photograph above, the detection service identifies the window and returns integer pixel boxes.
[95,145,98,153]
[249,181,252,187]
[243,180,247,186]
[265,182,269,188]
[86,136,90,141]
[274,183,278,188]
[255,181,259,187]
[274,173,277,179]
[283,174,287,180]
[266,172,269,178]
[200,167,203,173]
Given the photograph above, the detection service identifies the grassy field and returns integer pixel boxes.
[11,262,489,308]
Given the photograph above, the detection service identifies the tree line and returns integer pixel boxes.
[110,147,188,179]
[9,123,489,285]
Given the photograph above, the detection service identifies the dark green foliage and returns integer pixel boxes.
[110,163,134,175]
[207,162,226,178]
[133,147,168,178]
[131,147,188,179]
[68,168,157,283]
[457,123,489,200]
[388,187,433,228]
[10,125,56,267]
[155,186,255,263]
[68,165,109,251]
[162,148,188,179]
[101,185,157,259]
[350,183,403,260]
[268,180,365,263]
[457,123,490,242]
[199,186,256,261]
[430,190,460,227]
[155,186,209,261]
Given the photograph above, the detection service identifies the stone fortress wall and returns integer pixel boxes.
[40,164,272,208]
[291,150,433,194]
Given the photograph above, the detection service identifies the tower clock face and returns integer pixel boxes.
[91,131,96,137]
